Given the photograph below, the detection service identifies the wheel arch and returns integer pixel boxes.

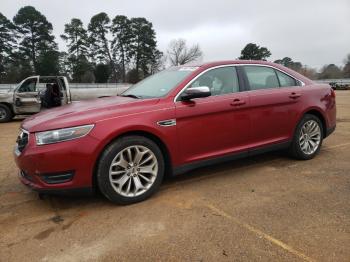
[92,129,173,191]
[0,102,15,122]
[0,102,14,113]
[299,108,327,138]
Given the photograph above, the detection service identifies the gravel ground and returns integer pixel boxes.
[0,91,349,262]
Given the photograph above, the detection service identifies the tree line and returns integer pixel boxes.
[0,6,163,84]
[238,43,350,80]
[0,6,349,84]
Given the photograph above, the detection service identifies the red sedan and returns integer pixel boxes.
[14,60,336,204]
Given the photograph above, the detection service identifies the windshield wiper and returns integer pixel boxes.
[119,94,142,99]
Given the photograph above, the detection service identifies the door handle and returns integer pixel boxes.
[230,98,246,106]
[289,92,301,99]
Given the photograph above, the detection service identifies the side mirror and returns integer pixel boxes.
[180,86,211,101]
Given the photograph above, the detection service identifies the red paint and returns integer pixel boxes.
[14,60,336,191]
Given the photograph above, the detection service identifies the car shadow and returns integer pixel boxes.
[163,151,289,185]
[42,150,290,209]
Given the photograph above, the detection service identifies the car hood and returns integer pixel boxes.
[22,96,160,132]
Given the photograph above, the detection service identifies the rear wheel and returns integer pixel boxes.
[289,114,323,160]
[97,135,165,204]
[0,104,14,123]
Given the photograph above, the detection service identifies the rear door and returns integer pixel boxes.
[13,76,41,114]
[242,65,303,148]
[175,66,251,164]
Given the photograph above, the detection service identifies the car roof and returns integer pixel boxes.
[39,76,64,79]
[181,60,279,68]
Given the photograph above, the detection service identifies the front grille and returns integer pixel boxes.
[16,130,29,152]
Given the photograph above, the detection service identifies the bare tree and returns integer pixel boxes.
[167,38,203,66]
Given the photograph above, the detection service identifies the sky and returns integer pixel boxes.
[1,0,349,69]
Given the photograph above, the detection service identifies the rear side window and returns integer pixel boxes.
[276,70,297,87]
[243,66,279,90]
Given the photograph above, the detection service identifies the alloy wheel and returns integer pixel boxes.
[109,145,158,197]
[299,120,321,155]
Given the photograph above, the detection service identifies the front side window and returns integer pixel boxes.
[276,70,297,87]
[122,67,197,98]
[188,66,239,96]
[18,78,37,93]
[244,66,279,90]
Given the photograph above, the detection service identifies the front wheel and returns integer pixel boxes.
[0,104,14,123]
[97,135,165,204]
[289,114,323,160]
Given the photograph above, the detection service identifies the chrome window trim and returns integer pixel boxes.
[174,64,305,102]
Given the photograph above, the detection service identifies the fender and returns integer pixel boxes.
[294,106,328,136]
[90,120,178,172]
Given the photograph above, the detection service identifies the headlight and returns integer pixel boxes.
[35,124,94,145]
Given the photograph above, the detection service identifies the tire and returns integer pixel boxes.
[97,135,165,204]
[0,104,14,123]
[289,114,323,160]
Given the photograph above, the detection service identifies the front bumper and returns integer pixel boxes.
[14,131,101,194]
[325,125,336,138]
[18,170,93,195]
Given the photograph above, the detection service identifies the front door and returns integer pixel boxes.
[13,77,41,114]
[175,66,251,164]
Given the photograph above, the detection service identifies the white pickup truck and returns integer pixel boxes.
[0,76,130,123]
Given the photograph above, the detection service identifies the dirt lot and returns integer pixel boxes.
[1,92,349,262]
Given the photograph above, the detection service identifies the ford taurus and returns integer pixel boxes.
[14,60,336,204]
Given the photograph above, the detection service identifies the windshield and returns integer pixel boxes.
[122,67,198,98]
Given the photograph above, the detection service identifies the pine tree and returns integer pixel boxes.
[13,6,58,74]
[111,15,133,82]
[239,43,271,61]
[0,13,17,82]
[129,17,161,80]
[88,12,116,81]
[61,18,91,81]
[61,18,89,57]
